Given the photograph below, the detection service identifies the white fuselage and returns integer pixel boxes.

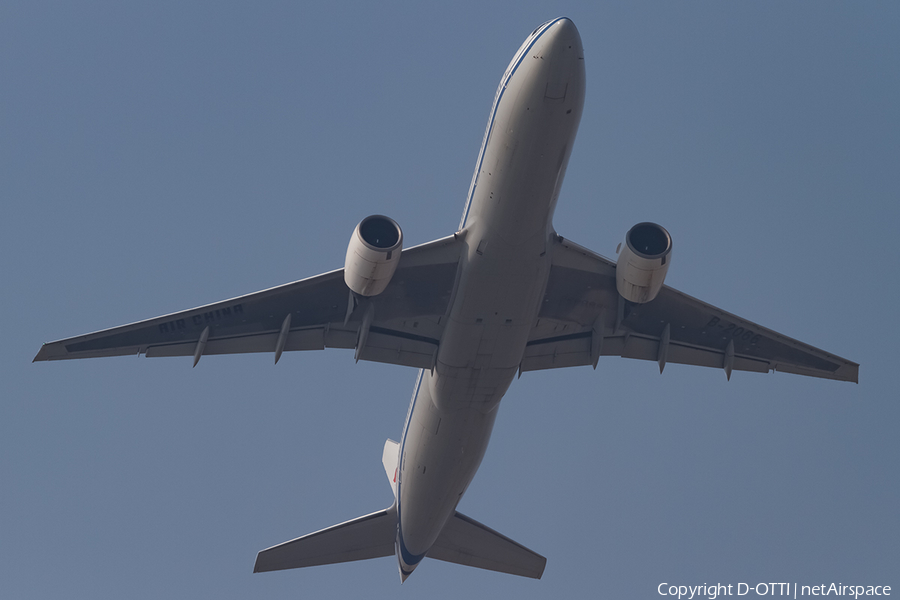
[395,18,585,577]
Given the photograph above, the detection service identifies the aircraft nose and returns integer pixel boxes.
[540,17,584,59]
[550,17,578,41]
[533,17,584,103]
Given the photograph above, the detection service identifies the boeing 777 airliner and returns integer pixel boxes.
[34,18,858,582]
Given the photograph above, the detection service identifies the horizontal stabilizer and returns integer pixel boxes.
[428,512,546,579]
[254,507,396,573]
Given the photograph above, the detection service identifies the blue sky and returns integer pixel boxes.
[2,2,898,599]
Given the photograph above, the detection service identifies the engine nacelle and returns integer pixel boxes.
[344,215,403,296]
[616,222,672,304]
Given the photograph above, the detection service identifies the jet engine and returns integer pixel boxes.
[615,222,672,304]
[344,215,403,296]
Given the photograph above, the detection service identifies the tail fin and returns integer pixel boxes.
[254,439,401,575]
[428,512,546,579]
[382,438,399,498]
[254,439,545,579]
[253,507,396,573]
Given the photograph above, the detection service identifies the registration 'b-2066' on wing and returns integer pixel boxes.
[34,18,858,582]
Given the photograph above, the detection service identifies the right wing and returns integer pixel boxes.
[522,236,858,382]
[34,235,464,369]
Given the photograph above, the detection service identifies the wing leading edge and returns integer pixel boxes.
[34,235,464,369]
[525,236,858,383]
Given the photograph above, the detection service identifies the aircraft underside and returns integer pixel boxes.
[34,16,858,584]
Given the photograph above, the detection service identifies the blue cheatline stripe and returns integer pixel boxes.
[395,369,424,566]
[396,370,423,510]
[397,522,427,566]
[457,17,569,230]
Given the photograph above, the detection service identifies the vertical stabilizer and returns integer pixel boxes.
[382,438,399,498]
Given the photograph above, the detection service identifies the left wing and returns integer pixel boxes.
[34,235,464,369]
[523,236,858,383]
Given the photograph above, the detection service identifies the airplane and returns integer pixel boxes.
[33,17,858,582]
